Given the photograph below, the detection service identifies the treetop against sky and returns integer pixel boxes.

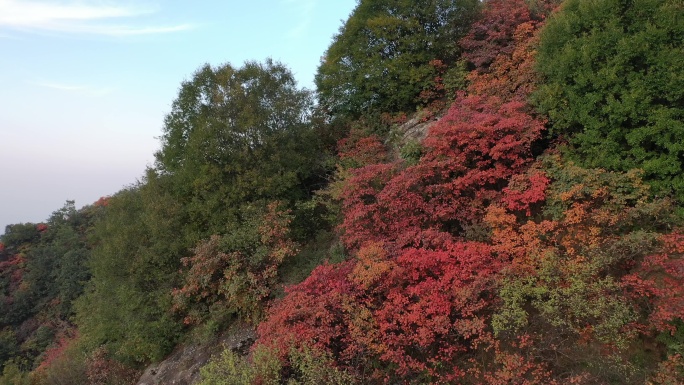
[0,0,357,233]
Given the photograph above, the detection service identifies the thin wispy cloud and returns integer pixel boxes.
[283,0,316,38]
[0,0,193,36]
[59,23,194,37]
[31,81,115,96]
[32,81,86,91]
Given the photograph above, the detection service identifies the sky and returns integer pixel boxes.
[0,0,358,234]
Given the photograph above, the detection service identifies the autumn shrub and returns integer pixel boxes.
[487,155,682,382]
[460,0,559,75]
[172,202,298,324]
[460,0,535,72]
[31,340,88,385]
[337,132,390,170]
[467,21,542,103]
[28,335,137,385]
[648,354,684,385]
[339,93,545,250]
[85,347,140,385]
[256,261,358,364]
[623,233,684,337]
[257,238,506,383]
[312,130,393,231]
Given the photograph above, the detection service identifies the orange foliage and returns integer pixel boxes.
[93,196,110,207]
[468,21,542,103]
[351,242,394,289]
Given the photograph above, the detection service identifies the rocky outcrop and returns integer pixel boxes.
[396,113,438,144]
[136,322,255,385]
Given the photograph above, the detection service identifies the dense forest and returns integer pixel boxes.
[2,0,684,383]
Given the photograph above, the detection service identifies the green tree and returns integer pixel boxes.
[75,181,184,365]
[156,59,321,239]
[535,0,684,201]
[315,0,479,119]
[77,59,325,366]
[23,201,96,319]
[1,223,40,254]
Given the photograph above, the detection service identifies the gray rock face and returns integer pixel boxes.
[136,323,255,385]
[397,114,437,144]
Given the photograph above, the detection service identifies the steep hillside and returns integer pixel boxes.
[2,0,683,384]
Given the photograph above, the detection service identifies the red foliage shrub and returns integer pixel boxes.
[467,21,542,103]
[501,171,550,215]
[337,131,389,169]
[338,163,399,249]
[35,330,77,372]
[93,196,111,207]
[477,334,567,385]
[622,233,684,334]
[0,254,26,291]
[257,239,504,383]
[256,261,359,361]
[86,347,140,385]
[648,354,684,385]
[460,0,535,72]
[369,241,499,381]
[339,94,545,250]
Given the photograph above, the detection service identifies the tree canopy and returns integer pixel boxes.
[156,59,321,237]
[535,0,684,201]
[315,0,479,119]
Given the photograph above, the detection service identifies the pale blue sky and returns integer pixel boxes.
[0,0,357,233]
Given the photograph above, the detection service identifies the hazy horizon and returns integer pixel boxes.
[0,0,357,235]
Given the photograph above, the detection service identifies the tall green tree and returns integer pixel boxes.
[75,177,186,365]
[156,59,321,238]
[315,0,479,119]
[534,0,684,201]
[76,60,325,364]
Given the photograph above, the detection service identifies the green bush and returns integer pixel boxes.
[0,361,29,385]
[535,0,684,201]
[198,344,356,385]
[198,345,280,385]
